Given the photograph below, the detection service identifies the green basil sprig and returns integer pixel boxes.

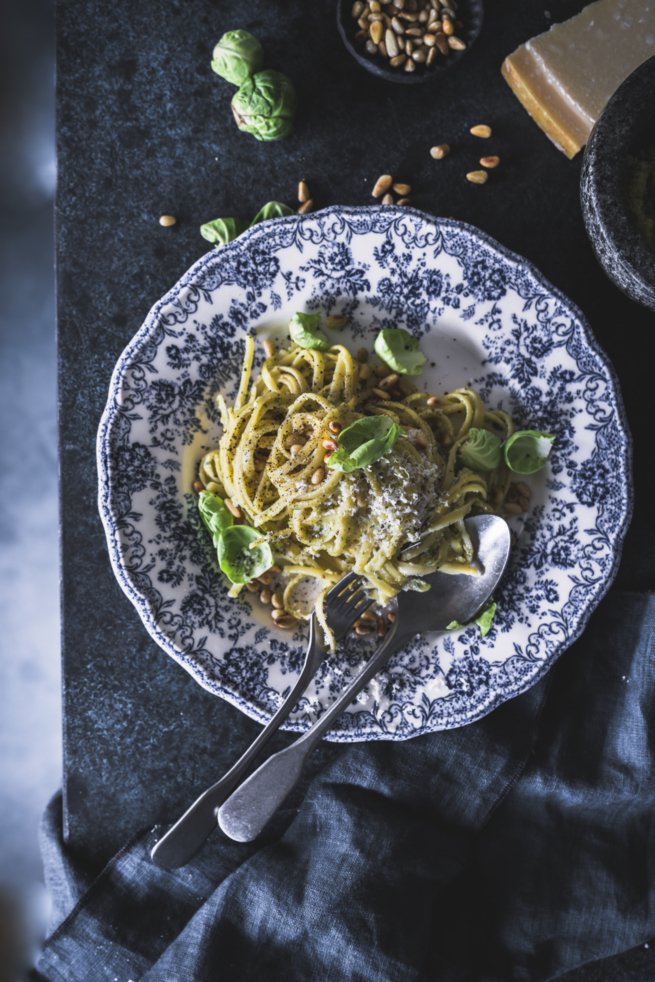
[374,328,427,376]
[447,600,497,637]
[459,428,502,472]
[217,525,273,585]
[459,428,555,476]
[326,415,402,473]
[289,311,330,351]
[503,430,555,475]
[198,490,272,585]
[200,201,294,247]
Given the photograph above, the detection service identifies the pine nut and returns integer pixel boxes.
[311,467,326,485]
[427,395,441,407]
[271,591,285,609]
[225,499,242,519]
[297,199,314,214]
[263,338,276,358]
[271,607,289,622]
[245,581,259,593]
[159,214,176,227]
[466,170,488,184]
[359,363,371,380]
[442,15,454,34]
[404,58,416,71]
[271,564,283,573]
[257,571,272,586]
[328,420,342,434]
[377,618,387,637]
[387,610,397,623]
[322,438,338,451]
[372,174,393,198]
[448,35,466,50]
[192,480,203,494]
[470,124,492,138]
[371,387,391,400]
[397,197,411,206]
[392,183,411,196]
[480,155,500,168]
[390,53,407,67]
[430,144,450,159]
[361,609,377,622]
[259,588,272,605]
[355,623,374,636]
[370,20,383,44]
[379,372,400,388]
[290,443,304,456]
[275,615,297,630]
[298,180,310,203]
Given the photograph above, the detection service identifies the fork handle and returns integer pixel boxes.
[217,622,404,843]
[150,620,324,869]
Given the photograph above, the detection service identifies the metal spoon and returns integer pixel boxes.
[218,514,511,843]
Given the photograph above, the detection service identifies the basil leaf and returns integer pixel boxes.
[200,216,248,246]
[250,201,295,225]
[198,490,234,547]
[326,415,402,472]
[504,430,555,475]
[374,328,427,376]
[217,525,273,584]
[460,428,503,472]
[289,311,331,351]
[447,600,497,637]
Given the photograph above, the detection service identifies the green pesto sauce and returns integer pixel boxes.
[626,144,655,251]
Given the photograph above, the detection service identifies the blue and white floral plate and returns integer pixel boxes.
[97,206,632,741]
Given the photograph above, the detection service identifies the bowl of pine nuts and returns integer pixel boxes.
[337,0,483,84]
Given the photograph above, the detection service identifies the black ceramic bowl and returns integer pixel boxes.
[336,0,484,85]
[581,56,655,312]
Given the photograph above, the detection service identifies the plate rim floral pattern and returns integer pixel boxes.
[97,205,633,742]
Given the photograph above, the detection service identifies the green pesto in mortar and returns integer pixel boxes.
[626,144,655,251]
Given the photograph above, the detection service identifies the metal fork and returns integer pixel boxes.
[150,572,372,869]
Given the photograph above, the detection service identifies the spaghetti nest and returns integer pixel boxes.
[199,337,514,625]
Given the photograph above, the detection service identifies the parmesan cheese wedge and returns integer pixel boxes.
[502,0,655,159]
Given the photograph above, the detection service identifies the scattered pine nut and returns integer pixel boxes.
[311,467,326,485]
[322,438,338,452]
[245,581,259,593]
[257,571,272,586]
[377,618,387,637]
[430,144,450,159]
[480,155,500,169]
[159,214,176,227]
[297,180,310,203]
[355,623,375,636]
[275,615,297,630]
[397,198,411,206]
[225,499,242,519]
[393,183,412,196]
[379,372,399,389]
[371,387,391,400]
[271,607,289,622]
[387,610,397,623]
[263,338,276,358]
[361,609,377,622]
[381,192,395,205]
[259,588,272,605]
[372,174,393,198]
[326,314,349,331]
[297,199,314,214]
[328,420,343,434]
[192,480,203,494]
[466,170,488,185]
[470,124,492,138]
[271,591,285,609]
[426,395,441,407]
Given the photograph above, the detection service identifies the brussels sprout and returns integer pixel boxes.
[211,29,264,86]
[231,70,296,142]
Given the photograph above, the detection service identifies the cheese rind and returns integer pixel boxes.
[502,0,655,159]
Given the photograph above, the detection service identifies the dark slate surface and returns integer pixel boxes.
[57,0,653,976]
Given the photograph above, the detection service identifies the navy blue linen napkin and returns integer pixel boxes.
[31,590,655,982]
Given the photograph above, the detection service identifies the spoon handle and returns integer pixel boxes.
[150,619,325,869]
[217,623,404,843]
